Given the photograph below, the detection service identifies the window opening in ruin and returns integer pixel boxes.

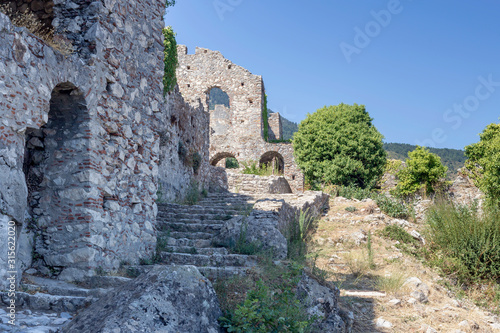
[228,65,232,69]
[187,66,191,70]
[241,82,245,87]
[208,87,230,111]
[259,151,285,175]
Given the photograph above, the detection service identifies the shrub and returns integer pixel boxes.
[345,206,357,213]
[332,185,372,200]
[219,264,314,333]
[380,225,416,244]
[393,146,448,197]
[373,194,412,219]
[241,160,276,176]
[293,103,386,189]
[425,201,500,282]
[226,157,239,169]
[183,180,202,205]
[163,26,178,94]
[465,122,500,206]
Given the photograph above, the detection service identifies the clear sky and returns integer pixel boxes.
[164,1,500,150]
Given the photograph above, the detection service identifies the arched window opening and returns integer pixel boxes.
[208,87,230,111]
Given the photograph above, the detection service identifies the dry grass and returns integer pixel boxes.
[0,5,73,55]
[344,250,371,277]
[375,270,407,296]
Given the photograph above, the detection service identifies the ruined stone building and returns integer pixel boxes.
[176,46,305,192]
[0,0,210,287]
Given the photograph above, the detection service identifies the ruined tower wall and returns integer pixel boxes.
[176,45,304,192]
[0,0,187,285]
[268,112,282,141]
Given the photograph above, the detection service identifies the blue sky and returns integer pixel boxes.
[164,1,500,150]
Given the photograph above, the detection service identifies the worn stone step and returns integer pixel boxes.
[198,266,255,280]
[167,246,228,255]
[157,218,229,226]
[157,212,235,221]
[158,206,243,215]
[160,252,257,267]
[166,237,213,248]
[161,222,223,233]
[0,291,89,312]
[169,231,214,240]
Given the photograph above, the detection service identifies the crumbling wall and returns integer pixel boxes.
[0,0,180,286]
[176,46,304,192]
[157,87,210,203]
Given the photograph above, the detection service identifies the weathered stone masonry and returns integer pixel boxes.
[0,0,209,287]
[176,46,304,192]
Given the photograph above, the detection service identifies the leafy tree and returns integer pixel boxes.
[292,103,386,189]
[394,146,447,197]
[465,122,500,205]
[163,26,178,94]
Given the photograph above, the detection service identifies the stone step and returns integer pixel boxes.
[158,206,243,215]
[167,246,228,255]
[161,222,223,233]
[166,237,212,248]
[198,266,255,280]
[160,252,257,267]
[0,291,89,312]
[157,218,228,226]
[157,212,235,221]
[169,231,215,240]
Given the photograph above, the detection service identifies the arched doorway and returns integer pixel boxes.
[210,152,239,169]
[259,151,285,175]
[23,82,93,277]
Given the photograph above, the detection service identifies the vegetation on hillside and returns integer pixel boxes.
[393,146,448,198]
[465,122,500,207]
[268,110,299,141]
[293,103,386,189]
[384,143,465,179]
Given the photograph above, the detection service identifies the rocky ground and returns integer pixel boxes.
[310,196,500,333]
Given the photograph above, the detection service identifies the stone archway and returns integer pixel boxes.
[210,152,239,168]
[259,151,285,175]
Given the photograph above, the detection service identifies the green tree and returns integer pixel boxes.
[465,122,500,205]
[394,146,447,197]
[292,103,386,189]
[163,26,178,94]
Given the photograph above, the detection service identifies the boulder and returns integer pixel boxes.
[296,272,350,332]
[213,214,288,259]
[62,265,222,333]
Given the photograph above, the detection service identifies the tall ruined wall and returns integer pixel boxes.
[176,46,304,192]
[0,0,181,286]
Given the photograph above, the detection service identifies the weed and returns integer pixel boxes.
[367,230,375,269]
[345,206,357,213]
[241,160,281,176]
[379,225,416,245]
[375,271,407,295]
[183,179,201,205]
[95,266,106,276]
[344,250,371,277]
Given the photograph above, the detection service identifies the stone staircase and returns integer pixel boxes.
[156,192,259,278]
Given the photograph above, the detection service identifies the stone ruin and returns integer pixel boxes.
[0,0,305,288]
[176,46,305,192]
[0,0,212,287]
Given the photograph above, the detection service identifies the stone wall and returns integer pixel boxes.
[227,172,292,194]
[176,46,304,192]
[0,0,204,286]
